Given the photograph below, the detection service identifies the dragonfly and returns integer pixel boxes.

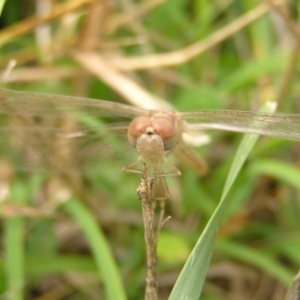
[0,88,300,200]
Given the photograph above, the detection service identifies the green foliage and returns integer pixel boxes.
[0,0,300,299]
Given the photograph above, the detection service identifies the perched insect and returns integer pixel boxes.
[1,88,300,199]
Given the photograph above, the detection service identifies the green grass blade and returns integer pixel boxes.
[3,182,27,300]
[169,101,276,300]
[0,0,5,16]
[217,239,294,285]
[62,197,127,300]
[3,217,24,300]
[25,255,97,277]
[250,159,300,189]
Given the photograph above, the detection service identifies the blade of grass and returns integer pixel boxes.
[25,255,97,278]
[4,217,24,300]
[0,0,5,16]
[217,239,294,285]
[62,197,127,300]
[250,159,300,189]
[3,182,27,300]
[250,159,300,229]
[169,101,277,300]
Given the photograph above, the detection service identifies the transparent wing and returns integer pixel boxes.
[0,88,148,174]
[2,88,299,176]
[180,110,300,142]
[0,119,137,175]
[0,88,147,118]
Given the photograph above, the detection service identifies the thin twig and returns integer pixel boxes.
[0,66,82,83]
[107,0,166,34]
[264,0,300,108]
[265,0,300,41]
[108,3,271,71]
[0,0,99,46]
[275,43,300,107]
[72,51,172,109]
[137,161,158,300]
[284,270,300,300]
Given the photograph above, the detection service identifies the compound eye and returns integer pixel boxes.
[152,117,177,150]
[152,117,176,138]
[127,116,152,147]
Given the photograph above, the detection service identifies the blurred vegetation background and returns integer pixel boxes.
[0,0,300,299]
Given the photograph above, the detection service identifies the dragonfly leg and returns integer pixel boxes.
[122,157,144,174]
[151,159,181,201]
[154,159,181,179]
[153,177,169,201]
[123,157,181,201]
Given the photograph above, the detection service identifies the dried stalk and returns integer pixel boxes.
[109,3,271,71]
[275,43,300,107]
[0,0,99,46]
[265,0,300,41]
[73,51,171,109]
[285,270,300,300]
[265,0,300,107]
[137,161,166,300]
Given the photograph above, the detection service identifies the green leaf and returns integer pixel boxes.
[0,0,5,16]
[250,159,300,189]
[217,239,293,285]
[169,101,277,300]
[62,198,127,300]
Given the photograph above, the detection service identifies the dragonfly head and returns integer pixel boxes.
[127,114,178,152]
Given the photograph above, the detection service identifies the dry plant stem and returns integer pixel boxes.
[0,0,99,46]
[119,0,154,55]
[265,0,300,107]
[284,270,300,300]
[77,1,106,50]
[138,162,158,300]
[275,44,300,107]
[0,67,81,83]
[108,0,166,33]
[109,3,271,71]
[73,2,105,99]
[73,51,171,109]
[265,0,300,41]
